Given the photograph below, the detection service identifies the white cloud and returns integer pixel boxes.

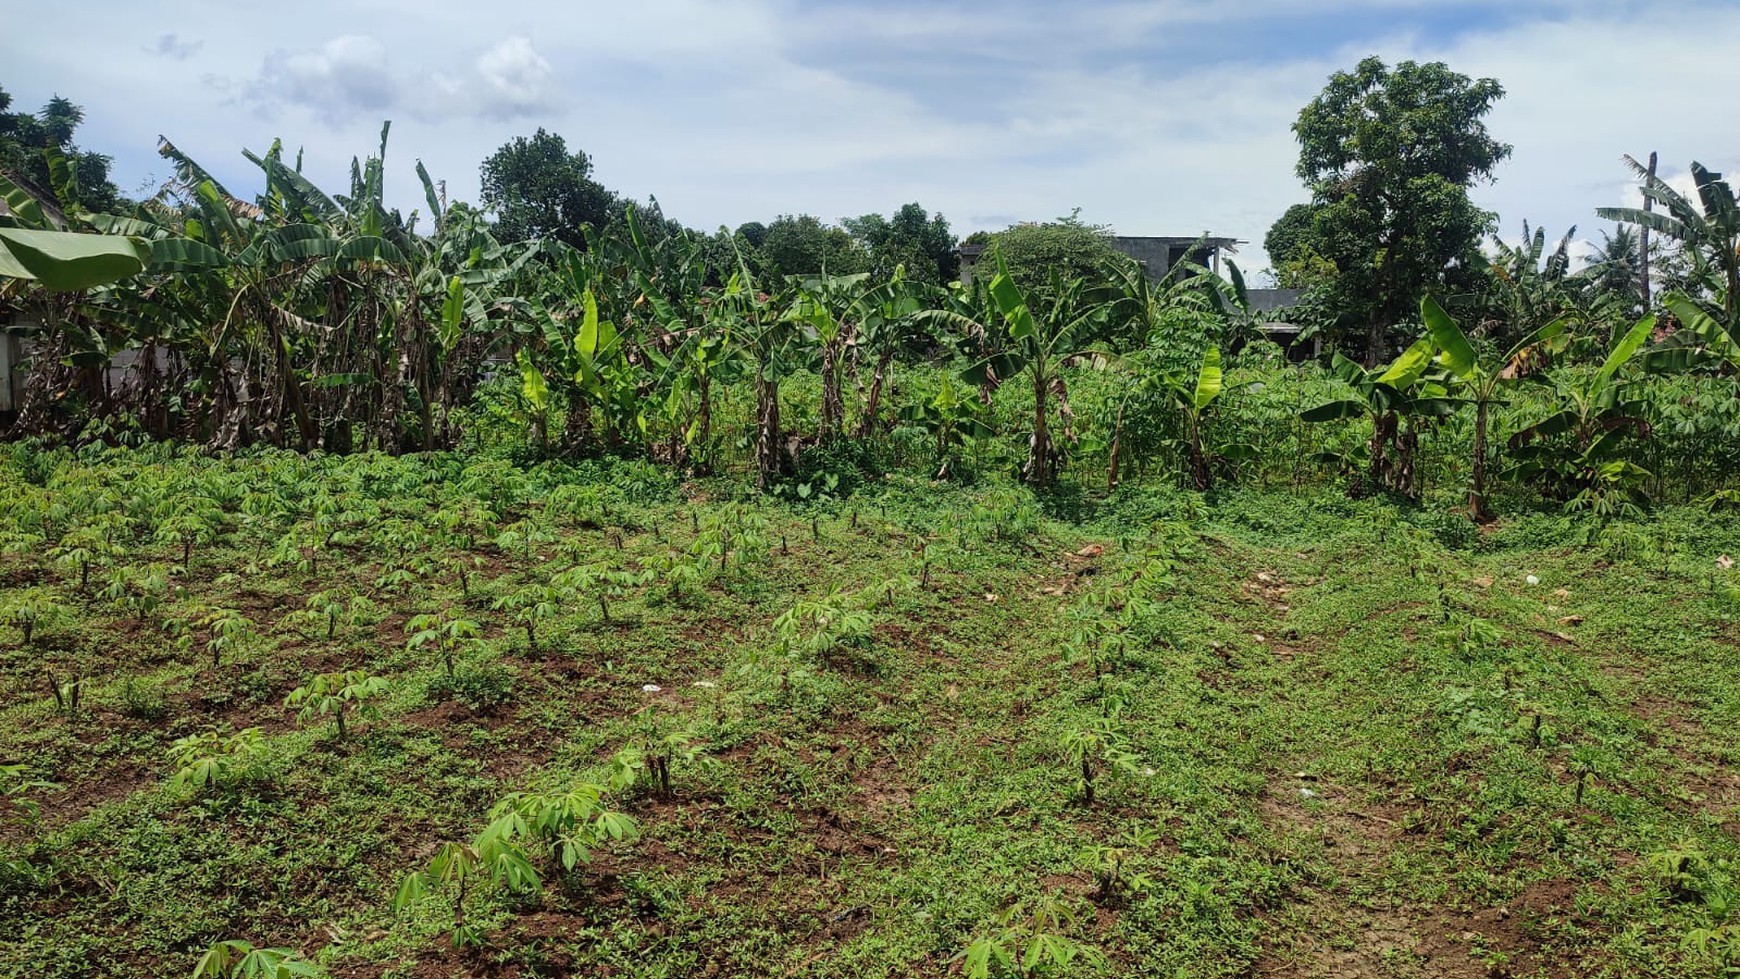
[249,34,399,125]
[238,33,561,128]
[4,0,1737,271]
[470,37,555,119]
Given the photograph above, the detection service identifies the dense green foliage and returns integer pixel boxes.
[1276,57,1510,360]
[477,128,620,250]
[3,52,1740,979]
[0,441,1737,977]
[0,86,126,216]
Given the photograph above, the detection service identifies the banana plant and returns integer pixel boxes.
[1301,337,1464,500]
[926,250,1117,487]
[789,271,871,442]
[0,172,151,291]
[1420,295,1567,521]
[1164,345,1230,491]
[851,269,929,438]
[899,373,993,479]
[716,237,798,487]
[624,214,733,468]
[1507,313,1658,511]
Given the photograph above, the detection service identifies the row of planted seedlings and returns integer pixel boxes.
[358,487,1038,973]
[941,515,1283,979]
[1279,507,1740,974]
[1,443,1045,976]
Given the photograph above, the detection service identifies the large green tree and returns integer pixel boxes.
[1262,203,1337,289]
[842,203,957,285]
[478,129,616,248]
[0,85,126,215]
[1287,57,1510,363]
[757,214,866,278]
[977,212,1128,296]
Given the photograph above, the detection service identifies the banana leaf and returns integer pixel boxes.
[0,227,151,291]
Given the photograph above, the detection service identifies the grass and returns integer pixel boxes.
[2,446,1739,978]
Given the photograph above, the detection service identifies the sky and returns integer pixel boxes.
[5,0,1738,278]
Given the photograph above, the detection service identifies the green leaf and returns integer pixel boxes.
[1660,295,1740,369]
[1593,314,1655,393]
[1420,296,1474,378]
[148,236,230,271]
[1191,345,1223,411]
[416,159,443,231]
[577,289,601,359]
[336,236,406,264]
[986,268,1036,342]
[516,349,549,412]
[1376,337,1435,389]
[0,227,151,291]
[440,274,465,351]
[390,871,427,915]
[0,171,47,228]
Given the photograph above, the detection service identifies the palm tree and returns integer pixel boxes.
[1584,226,1642,305]
[1597,158,1740,333]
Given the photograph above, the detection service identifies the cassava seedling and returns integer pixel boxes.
[5,590,62,645]
[1059,720,1143,806]
[557,563,648,624]
[406,611,481,680]
[194,608,254,668]
[285,670,387,740]
[954,895,1104,979]
[494,582,564,652]
[168,727,266,796]
[192,940,324,978]
[616,729,709,800]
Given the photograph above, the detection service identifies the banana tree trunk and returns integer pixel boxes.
[1107,401,1124,490]
[855,349,895,439]
[1367,412,1392,493]
[1469,399,1492,522]
[754,369,782,489]
[13,326,69,437]
[1027,365,1052,488]
[561,393,594,457]
[1187,412,1211,492]
[1396,423,1420,501]
[820,339,844,443]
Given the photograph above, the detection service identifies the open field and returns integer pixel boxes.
[3,446,1738,978]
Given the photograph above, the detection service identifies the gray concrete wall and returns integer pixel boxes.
[1246,288,1302,313]
[1107,237,1176,279]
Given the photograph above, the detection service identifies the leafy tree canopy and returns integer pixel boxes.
[983,211,1128,294]
[478,129,616,249]
[1287,57,1510,362]
[758,214,866,278]
[842,202,957,286]
[0,84,127,216]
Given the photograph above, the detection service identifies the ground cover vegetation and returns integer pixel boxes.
[2,55,1740,978]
